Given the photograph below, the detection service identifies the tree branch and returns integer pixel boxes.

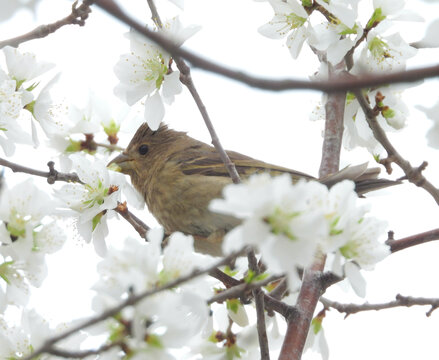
[353,90,439,205]
[93,141,124,152]
[207,275,282,305]
[22,246,250,360]
[47,341,122,359]
[247,249,270,360]
[0,158,152,239]
[115,201,149,238]
[144,0,240,184]
[387,228,439,253]
[318,62,346,177]
[279,63,345,360]
[95,0,439,93]
[208,268,296,319]
[0,157,81,183]
[321,294,439,317]
[0,0,93,49]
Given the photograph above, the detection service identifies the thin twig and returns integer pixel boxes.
[147,0,163,28]
[247,250,270,360]
[207,275,282,305]
[179,65,241,183]
[144,0,240,184]
[268,277,288,300]
[21,246,250,360]
[94,142,124,152]
[387,228,439,253]
[115,202,149,238]
[353,90,439,204]
[321,294,439,318]
[95,0,439,93]
[0,0,93,48]
[0,158,151,238]
[208,268,296,319]
[47,341,122,359]
[0,157,80,183]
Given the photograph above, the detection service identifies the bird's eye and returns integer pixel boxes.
[138,144,149,155]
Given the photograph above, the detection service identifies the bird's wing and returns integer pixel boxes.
[175,144,315,181]
[173,144,398,193]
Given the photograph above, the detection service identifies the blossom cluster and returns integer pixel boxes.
[211,174,389,294]
[257,0,422,155]
[0,179,66,311]
[113,17,200,131]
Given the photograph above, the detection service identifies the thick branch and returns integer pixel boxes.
[353,90,439,204]
[95,0,439,93]
[22,247,249,360]
[0,0,93,48]
[321,294,439,317]
[279,254,326,360]
[318,62,346,177]
[279,63,345,360]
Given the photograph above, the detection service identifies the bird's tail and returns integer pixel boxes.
[320,163,401,195]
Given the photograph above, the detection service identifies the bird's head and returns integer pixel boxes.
[107,123,186,185]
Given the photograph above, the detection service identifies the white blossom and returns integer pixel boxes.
[344,261,367,297]
[416,19,439,48]
[32,73,69,138]
[307,22,363,65]
[54,154,121,256]
[0,179,65,309]
[92,230,209,357]
[3,46,54,84]
[342,86,410,154]
[372,0,423,23]
[0,309,85,358]
[211,174,326,288]
[0,255,46,310]
[132,292,208,349]
[211,175,389,289]
[114,17,198,130]
[416,100,439,149]
[258,0,310,59]
[0,71,33,155]
[315,0,359,28]
[304,317,329,360]
[0,0,42,21]
[68,93,103,135]
[93,229,213,306]
[0,179,59,257]
[0,47,55,151]
[355,27,417,73]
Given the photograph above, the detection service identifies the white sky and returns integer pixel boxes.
[2,0,439,359]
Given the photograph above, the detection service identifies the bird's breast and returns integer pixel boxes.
[143,164,239,238]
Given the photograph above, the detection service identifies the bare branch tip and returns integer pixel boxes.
[47,161,57,184]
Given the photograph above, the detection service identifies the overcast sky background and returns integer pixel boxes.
[2,0,439,359]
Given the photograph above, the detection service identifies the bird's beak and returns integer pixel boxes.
[107,153,134,174]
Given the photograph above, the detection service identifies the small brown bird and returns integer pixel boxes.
[109,123,397,256]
